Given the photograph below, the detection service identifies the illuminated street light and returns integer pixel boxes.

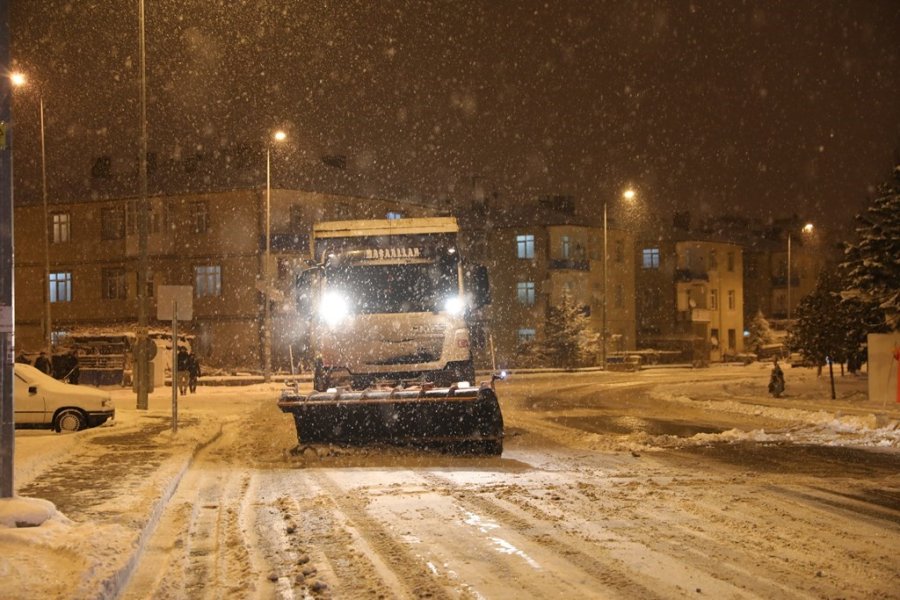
[10,72,52,351]
[786,222,814,320]
[264,130,287,382]
[602,187,637,370]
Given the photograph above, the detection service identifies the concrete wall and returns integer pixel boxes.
[868,332,900,406]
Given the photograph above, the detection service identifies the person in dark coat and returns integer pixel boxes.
[176,346,190,395]
[15,352,31,365]
[188,351,201,393]
[66,350,81,384]
[34,351,52,375]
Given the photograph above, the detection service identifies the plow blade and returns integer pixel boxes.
[278,385,504,455]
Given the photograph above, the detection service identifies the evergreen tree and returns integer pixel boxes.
[788,271,853,369]
[747,309,775,353]
[841,163,900,330]
[535,291,593,368]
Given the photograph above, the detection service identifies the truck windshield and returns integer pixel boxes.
[325,260,459,314]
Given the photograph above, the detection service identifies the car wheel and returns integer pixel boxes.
[54,408,87,433]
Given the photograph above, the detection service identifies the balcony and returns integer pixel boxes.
[676,308,711,323]
[549,258,590,271]
[691,308,711,322]
[675,268,709,282]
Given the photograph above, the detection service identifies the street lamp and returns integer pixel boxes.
[602,188,636,370]
[786,222,814,320]
[10,73,52,351]
[263,130,287,382]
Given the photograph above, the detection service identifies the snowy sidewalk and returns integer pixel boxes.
[1,390,239,599]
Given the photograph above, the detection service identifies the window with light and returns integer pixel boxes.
[195,265,222,297]
[642,248,660,269]
[516,281,535,305]
[516,234,535,259]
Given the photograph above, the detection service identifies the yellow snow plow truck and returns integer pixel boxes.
[278,217,504,455]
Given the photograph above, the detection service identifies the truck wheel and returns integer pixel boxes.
[55,408,87,433]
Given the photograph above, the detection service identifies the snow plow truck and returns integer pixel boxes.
[278,217,504,455]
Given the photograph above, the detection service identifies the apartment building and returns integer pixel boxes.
[14,188,429,369]
[467,196,637,368]
[636,238,745,362]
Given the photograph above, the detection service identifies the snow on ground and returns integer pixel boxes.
[647,362,900,448]
[0,365,897,599]
[0,382,282,599]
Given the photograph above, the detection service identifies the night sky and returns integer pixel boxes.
[9,1,900,230]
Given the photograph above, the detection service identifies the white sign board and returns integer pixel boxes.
[868,332,900,406]
[157,286,193,321]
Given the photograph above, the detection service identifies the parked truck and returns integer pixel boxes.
[278,217,504,454]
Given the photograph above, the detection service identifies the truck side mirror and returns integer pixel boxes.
[469,265,491,308]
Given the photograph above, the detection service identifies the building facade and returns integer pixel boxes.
[469,196,637,369]
[14,188,430,370]
[636,238,745,361]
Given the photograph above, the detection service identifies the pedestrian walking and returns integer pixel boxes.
[176,346,190,395]
[768,358,785,398]
[188,351,201,393]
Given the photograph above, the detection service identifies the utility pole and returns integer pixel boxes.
[1,0,17,498]
[135,0,150,409]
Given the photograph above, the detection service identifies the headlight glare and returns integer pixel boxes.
[444,296,465,315]
[320,291,350,326]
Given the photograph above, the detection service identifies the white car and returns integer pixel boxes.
[14,363,116,432]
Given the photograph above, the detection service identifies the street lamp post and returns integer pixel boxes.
[602,188,636,370]
[263,130,286,382]
[10,73,52,351]
[786,222,813,321]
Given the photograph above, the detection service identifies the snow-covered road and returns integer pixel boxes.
[113,366,900,599]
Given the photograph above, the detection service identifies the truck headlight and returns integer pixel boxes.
[444,296,465,315]
[320,291,350,326]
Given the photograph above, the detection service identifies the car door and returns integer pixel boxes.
[14,367,48,425]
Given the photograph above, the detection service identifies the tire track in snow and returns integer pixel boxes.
[418,471,666,599]
[303,470,456,599]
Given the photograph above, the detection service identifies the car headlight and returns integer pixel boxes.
[444,296,465,315]
[320,291,350,327]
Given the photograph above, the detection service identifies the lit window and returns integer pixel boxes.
[710,289,718,309]
[561,235,570,258]
[386,212,403,220]
[101,268,127,300]
[195,265,222,297]
[517,328,536,343]
[51,212,70,243]
[642,248,660,269]
[516,281,535,305]
[50,271,72,303]
[516,234,535,259]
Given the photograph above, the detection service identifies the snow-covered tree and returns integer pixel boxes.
[788,271,854,371]
[746,310,775,353]
[534,291,594,368]
[841,163,900,330]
